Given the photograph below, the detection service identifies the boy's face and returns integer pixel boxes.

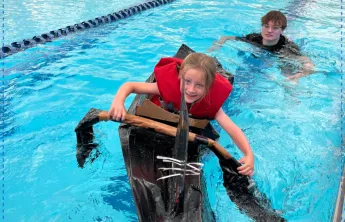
[261,20,284,43]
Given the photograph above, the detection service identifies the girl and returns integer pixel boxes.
[109,53,254,176]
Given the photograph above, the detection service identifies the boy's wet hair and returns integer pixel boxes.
[261,10,287,30]
[179,53,216,93]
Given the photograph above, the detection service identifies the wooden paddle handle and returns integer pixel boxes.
[98,111,232,159]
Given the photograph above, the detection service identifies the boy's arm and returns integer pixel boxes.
[215,108,254,176]
[287,55,314,80]
[109,82,159,121]
[208,36,237,52]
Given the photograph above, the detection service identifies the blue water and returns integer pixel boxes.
[2,0,342,221]
[5,0,142,45]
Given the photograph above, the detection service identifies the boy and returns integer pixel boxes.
[209,10,313,80]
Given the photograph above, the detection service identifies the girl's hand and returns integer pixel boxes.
[237,154,254,176]
[108,82,159,121]
[109,98,126,121]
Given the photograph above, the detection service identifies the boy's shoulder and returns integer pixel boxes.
[235,33,262,43]
[280,36,302,56]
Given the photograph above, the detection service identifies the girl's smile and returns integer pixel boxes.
[181,68,206,104]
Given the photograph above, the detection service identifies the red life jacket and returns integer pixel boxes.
[151,57,232,119]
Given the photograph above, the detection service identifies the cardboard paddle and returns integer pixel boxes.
[75,109,232,161]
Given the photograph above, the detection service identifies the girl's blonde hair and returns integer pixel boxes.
[179,53,216,93]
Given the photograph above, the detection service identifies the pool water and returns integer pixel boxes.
[2,0,342,221]
[5,0,142,44]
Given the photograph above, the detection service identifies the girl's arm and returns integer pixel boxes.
[109,82,159,121]
[215,107,254,176]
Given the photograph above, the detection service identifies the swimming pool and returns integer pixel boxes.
[3,0,341,221]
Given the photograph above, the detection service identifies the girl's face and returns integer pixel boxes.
[180,68,207,104]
